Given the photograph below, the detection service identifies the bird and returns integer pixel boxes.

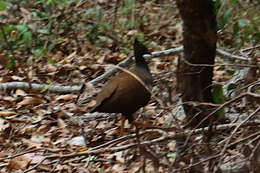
[89,38,153,135]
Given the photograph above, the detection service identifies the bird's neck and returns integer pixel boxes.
[134,57,152,79]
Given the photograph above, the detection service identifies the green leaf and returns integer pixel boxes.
[212,85,225,104]
[95,8,102,21]
[3,25,16,35]
[48,58,55,65]
[37,28,49,34]
[167,153,177,158]
[0,1,7,10]
[232,21,239,37]
[252,32,260,42]
[223,8,233,22]
[32,47,45,58]
[47,39,64,52]
[48,42,56,52]
[212,85,225,117]
[123,0,134,14]
[16,25,28,33]
[218,8,233,31]
[223,8,232,25]
[136,34,145,42]
[7,57,16,68]
[23,31,32,43]
[103,23,111,31]
[85,8,94,16]
[238,19,246,27]
[227,83,237,91]
[87,24,100,44]
[123,8,132,15]
[214,0,221,14]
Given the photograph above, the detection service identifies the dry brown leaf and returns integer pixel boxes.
[127,30,138,36]
[20,7,32,23]
[22,138,42,148]
[23,153,50,165]
[28,69,36,79]
[2,96,16,102]
[96,121,107,129]
[66,51,77,60]
[34,108,51,117]
[87,100,96,109]
[37,124,50,134]
[111,164,126,172]
[114,151,124,163]
[0,152,8,157]
[52,51,63,62]
[17,96,44,108]
[0,111,16,116]
[0,118,10,131]
[15,89,27,96]
[6,156,31,171]
[156,116,166,125]
[0,136,5,142]
[56,94,77,102]
[75,147,87,152]
[96,55,105,64]
[46,64,57,73]
[11,75,25,81]
[57,118,66,129]
[62,103,78,112]
[0,53,7,66]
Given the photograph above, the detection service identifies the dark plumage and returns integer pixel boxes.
[90,39,153,135]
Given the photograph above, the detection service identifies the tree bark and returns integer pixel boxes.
[176,0,217,127]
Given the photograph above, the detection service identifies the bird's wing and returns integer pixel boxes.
[89,79,119,112]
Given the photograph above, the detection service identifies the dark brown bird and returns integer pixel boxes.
[90,39,153,135]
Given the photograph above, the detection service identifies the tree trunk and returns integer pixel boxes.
[176,0,217,127]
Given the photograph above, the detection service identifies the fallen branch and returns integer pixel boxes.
[0,82,83,93]
[0,46,251,93]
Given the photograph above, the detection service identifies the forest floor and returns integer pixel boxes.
[0,0,259,172]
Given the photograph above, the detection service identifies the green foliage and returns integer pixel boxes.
[0,0,78,65]
[212,85,226,117]
[218,8,233,32]
[123,0,135,15]
[0,1,7,10]
[0,24,32,53]
[167,153,177,158]
[216,0,259,48]
[95,8,103,22]
[47,57,55,65]
[83,8,104,44]
[231,12,260,47]
[6,56,15,68]
[0,0,257,68]
[214,0,221,16]
[226,83,237,97]
[87,24,100,44]
[32,47,45,59]
[0,0,147,66]
[16,25,33,47]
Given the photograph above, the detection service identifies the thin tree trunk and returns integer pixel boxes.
[176,0,217,127]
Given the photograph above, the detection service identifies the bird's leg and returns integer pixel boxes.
[120,116,126,136]
[131,120,149,129]
[130,120,149,138]
[135,123,140,137]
